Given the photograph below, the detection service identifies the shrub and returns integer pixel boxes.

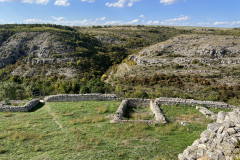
[192,59,199,64]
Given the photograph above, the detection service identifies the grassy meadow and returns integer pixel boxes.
[0,101,218,160]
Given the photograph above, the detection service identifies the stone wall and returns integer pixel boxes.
[150,100,167,124]
[44,94,119,102]
[156,97,236,109]
[0,99,40,112]
[125,98,150,107]
[178,109,240,160]
[111,98,167,124]
[112,99,129,122]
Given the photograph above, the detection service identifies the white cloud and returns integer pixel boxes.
[147,20,159,25]
[106,0,141,8]
[213,21,240,27]
[24,18,46,24]
[24,17,107,26]
[0,0,49,4]
[96,17,106,21]
[105,21,123,25]
[231,21,240,25]
[22,0,49,4]
[213,22,229,26]
[81,0,95,2]
[160,0,179,5]
[54,0,70,6]
[160,15,190,26]
[128,19,139,24]
[104,19,139,25]
[0,19,4,24]
[52,16,66,21]
[165,15,190,22]
[139,14,145,18]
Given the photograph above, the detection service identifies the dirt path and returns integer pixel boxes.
[45,104,63,130]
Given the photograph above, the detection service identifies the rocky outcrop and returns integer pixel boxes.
[109,34,240,86]
[139,35,240,58]
[178,109,240,160]
[0,32,72,69]
[130,34,240,67]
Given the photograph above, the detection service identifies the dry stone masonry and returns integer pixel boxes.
[196,106,217,120]
[111,98,167,124]
[150,100,167,124]
[44,93,119,102]
[178,109,240,160]
[0,99,40,112]
[155,97,236,109]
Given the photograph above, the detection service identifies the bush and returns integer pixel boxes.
[132,87,149,99]
[192,59,199,64]
[3,98,10,105]
[79,86,90,94]
[0,82,18,100]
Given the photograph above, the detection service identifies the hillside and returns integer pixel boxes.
[1,24,240,104]
[0,24,190,100]
[106,33,240,105]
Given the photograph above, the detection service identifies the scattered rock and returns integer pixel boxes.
[180,121,189,126]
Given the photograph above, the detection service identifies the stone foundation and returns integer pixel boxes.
[0,99,40,112]
[155,97,236,109]
[111,99,167,124]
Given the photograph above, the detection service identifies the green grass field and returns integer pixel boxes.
[0,102,215,160]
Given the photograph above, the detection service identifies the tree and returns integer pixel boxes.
[0,82,18,100]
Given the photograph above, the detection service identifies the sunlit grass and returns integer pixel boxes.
[0,101,211,160]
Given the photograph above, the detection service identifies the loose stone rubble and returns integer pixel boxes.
[178,109,240,160]
[196,106,217,120]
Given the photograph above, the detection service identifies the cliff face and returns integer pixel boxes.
[0,32,71,69]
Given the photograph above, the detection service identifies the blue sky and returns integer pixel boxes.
[0,0,240,27]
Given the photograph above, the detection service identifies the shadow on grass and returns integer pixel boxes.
[124,106,136,119]
[29,102,45,112]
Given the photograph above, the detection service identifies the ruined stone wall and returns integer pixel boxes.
[44,94,119,102]
[179,108,240,160]
[156,97,236,109]
[150,100,167,124]
[0,99,40,112]
[125,98,150,107]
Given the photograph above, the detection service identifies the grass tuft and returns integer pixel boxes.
[70,115,105,125]
[7,131,44,141]
[0,146,7,154]
[34,145,42,152]
[3,112,14,117]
